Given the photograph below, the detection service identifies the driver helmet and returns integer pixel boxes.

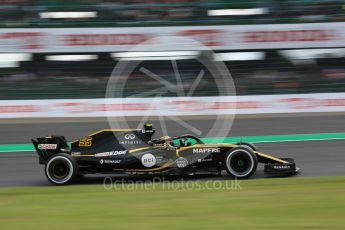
[143,122,154,132]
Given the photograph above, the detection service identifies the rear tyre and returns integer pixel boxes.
[224,147,258,178]
[45,153,79,185]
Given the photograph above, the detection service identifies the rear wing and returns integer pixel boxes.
[31,136,70,164]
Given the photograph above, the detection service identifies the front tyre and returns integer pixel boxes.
[45,153,79,185]
[224,147,258,178]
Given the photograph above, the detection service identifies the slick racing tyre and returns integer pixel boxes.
[225,147,258,178]
[45,153,79,185]
[236,142,257,152]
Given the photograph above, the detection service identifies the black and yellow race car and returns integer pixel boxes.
[32,124,299,185]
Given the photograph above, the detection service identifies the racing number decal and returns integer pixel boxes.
[79,137,92,147]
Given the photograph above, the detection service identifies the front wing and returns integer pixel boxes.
[264,158,300,176]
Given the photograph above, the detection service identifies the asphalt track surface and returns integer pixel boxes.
[0,114,345,187]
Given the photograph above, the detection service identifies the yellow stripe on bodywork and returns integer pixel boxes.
[128,146,156,153]
[71,128,138,144]
[255,152,288,164]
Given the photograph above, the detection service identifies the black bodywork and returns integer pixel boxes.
[32,128,299,178]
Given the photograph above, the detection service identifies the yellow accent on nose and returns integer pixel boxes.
[256,152,289,164]
[128,147,153,153]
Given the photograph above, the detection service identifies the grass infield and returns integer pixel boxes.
[0,176,344,229]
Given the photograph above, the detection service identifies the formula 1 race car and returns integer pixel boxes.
[32,123,299,185]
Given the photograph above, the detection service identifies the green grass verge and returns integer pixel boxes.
[1,176,345,229]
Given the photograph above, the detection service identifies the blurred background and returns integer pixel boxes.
[2,0,345,191]
[0,0,345,99]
